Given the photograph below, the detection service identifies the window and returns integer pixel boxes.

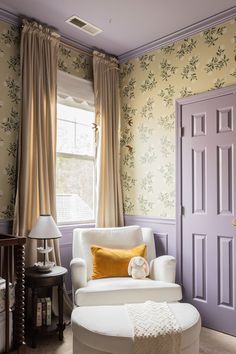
[56,71,95,224]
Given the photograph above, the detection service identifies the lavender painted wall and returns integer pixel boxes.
[125,215,176,257]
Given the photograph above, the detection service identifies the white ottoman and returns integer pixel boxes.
[72,303,201,354]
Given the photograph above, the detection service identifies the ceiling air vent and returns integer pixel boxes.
[66,15,103,36]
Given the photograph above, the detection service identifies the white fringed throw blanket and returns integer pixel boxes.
[126,301,181,354]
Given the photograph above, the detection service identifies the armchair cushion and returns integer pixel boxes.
[74,277,182,306]
[91,244,146,279]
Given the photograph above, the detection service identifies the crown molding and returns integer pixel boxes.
[0,6,236,63]
[118,6,236,63]
[0,7,92,54]
[0,8,20,25]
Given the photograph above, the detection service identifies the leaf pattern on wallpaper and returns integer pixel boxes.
[73,55,90,73]
[4,77,20,104]
[159,191,175,209]
[205,46,229,72]
[211,78,226,89]
[181,56,199,81]
[140,71,157,92]
[122,78,136,98]
[123,196,134,214]
[58,44,92,80]
[159,162,174,184]
[59,46,71,58]
[58,58,69,73]
[176,38,197,59]
[4,163,16,187]
[230,69,236,78]
[157,112,175,131]
[161,44,175,54]
[7,142,17,158]
[138,123,153,142]
[120,62,135,79]
[140,97,154,119]
[203,26,226,47]
[139,54,155,70]
[179,87,193,98]
[7,55,20,74]
[160,59,178,81]
[140,146,157,164]
[123,146,135,168]
[0,25,19,45]
[138,195,154,215]
[122,103,137,125]
[1,108,19,133]
[158,84,175,107]
[160,137,174,158]
[122,171,136,191]
[141,172,154,193]
[121,127,134,147]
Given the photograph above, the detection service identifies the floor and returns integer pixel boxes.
[28,325,236,354]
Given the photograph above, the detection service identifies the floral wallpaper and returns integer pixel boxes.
[0,21,20,219]
[0,19,92,220]
[58,44,93,81]
[120,19,236,218]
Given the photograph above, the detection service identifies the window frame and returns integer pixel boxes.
[56,71,96,226]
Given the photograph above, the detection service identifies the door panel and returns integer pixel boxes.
[181,93,236,335]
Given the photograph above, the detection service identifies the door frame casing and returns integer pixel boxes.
[175,84,236,285]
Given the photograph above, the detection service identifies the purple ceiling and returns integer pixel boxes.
[0,0,235,57]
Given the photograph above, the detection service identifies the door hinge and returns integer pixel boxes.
[181,127,184,137]
[181,206,185,215]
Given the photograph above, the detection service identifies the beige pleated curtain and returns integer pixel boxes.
[13,20,60,267]
[93,51,124,227]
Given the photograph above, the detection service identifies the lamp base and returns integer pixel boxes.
[33,261,55,273]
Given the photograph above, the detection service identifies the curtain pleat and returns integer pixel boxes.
[13,19,72,312]
[93,51,124,227]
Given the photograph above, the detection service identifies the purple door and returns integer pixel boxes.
[181,92,236,335]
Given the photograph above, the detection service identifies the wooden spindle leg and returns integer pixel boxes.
[14,244,25,349]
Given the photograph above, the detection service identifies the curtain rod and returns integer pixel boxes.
[60,40,93,57]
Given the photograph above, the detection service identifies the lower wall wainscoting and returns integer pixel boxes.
[124,215,176,258]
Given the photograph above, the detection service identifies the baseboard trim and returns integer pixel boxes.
[124,214,176,225]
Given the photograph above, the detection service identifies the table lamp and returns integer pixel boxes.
[28,214,62,272]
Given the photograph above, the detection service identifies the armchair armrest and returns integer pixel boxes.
[70,257,87,291]
[149,255,176,283]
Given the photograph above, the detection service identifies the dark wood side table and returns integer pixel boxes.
[25,266,68,348]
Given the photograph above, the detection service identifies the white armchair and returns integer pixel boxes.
[70,225,182,306]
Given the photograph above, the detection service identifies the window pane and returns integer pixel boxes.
[57,119,75,154]
[56,155,94,223]
[75,123,94,156]
[57,103,95,156]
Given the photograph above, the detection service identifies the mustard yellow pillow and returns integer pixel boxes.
[91,244,146,279]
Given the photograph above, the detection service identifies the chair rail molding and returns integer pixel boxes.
[124,214,177,260]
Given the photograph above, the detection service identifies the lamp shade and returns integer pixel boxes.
[28,214,62,240]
